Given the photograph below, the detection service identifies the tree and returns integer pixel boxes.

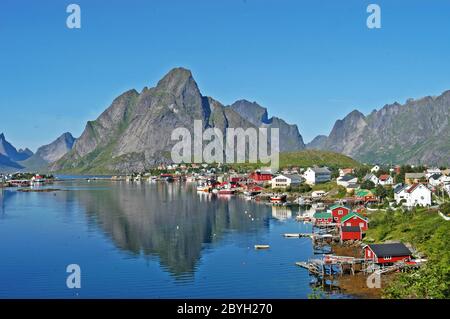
[360,180,375,190]
[374,185,388,199]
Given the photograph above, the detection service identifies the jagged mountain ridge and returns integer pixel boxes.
[306,90,450,165]
[51,68,305,173]
[0,133,33,162]
[19,132,76,171]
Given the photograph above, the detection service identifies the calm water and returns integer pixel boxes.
[0,180,351,298]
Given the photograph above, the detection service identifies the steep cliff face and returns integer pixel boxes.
[307,90,450,165]
[51,68,305,173]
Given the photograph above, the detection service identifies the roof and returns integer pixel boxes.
[339,175,357,182]
[341,226,361,233]
[366,243,412,258]
[310,167,331,174]
[329,204,350,211]
[405,172,425,179]
[429,173,442,180]
[379,174,391,181]
[364,173,377,180]
[355,189,373,197]
[341,211,368,223]
[394,183,407,194]
[283,174,303,182]
[313,212,332,219]
[406,183,426,194]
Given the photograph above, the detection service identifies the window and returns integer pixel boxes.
[384,256,392,260]
[359,222,364,228]
[338,210,343,215]
[367,250,372,257]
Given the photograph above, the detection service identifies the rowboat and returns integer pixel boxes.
[254,245,270,249]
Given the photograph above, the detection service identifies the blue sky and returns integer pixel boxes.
[1,0,450,151]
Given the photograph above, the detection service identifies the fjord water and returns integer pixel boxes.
[0,180,349,298]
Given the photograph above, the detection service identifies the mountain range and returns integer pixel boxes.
[50,68,305,174]
[2,67,450,174]
[306,90,450,166]
[0,133,75,173]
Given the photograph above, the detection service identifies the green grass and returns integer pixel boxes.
[228,150,360,173]
[364,208,450,298]
[279,150,361,169]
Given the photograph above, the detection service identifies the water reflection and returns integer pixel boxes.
[68,182,273,277]
[271,206,292,220]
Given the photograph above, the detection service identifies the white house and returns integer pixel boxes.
[394,183,432,207]
[428,173,443,187]
[304,167,331,185]
[364,173,379,185]
[371,165,381,173]
[311,190,326,198]
[378,174,394,186]
[337,175,358,187]
[271,174,304,189]
[426,167,441,179]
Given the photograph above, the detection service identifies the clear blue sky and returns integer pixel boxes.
[1,0,450,151]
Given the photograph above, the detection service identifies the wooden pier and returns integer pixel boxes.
[296,255,368,277]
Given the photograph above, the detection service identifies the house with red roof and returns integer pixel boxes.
[378,174,393,186]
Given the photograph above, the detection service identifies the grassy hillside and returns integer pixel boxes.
[364,208,450,298]
[279,150,361,169]
[54,149,360,175]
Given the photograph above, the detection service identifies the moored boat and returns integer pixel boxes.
[270,194,287,202]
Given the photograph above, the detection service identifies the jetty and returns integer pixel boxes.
[296,255,367,276]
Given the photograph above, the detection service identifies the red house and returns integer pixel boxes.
[313,212,333,225]
[340,212,369,231]
[248,171,272,183]
[364,243,412,264]
[340,226,362,241]
[329,204,350,223]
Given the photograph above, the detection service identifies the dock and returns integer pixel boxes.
[296,255,367,276]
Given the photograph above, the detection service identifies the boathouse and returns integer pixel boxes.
[340,211,369,231]
[313,212,333,225]
[364,243,412,264]
[329,204,350,223]
[340,226,362,241]
[248,171,272,184]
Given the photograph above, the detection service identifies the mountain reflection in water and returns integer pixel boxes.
[70,182,272,277]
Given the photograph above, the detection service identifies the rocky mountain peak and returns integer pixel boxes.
[156,67,199,96]
[230,100,269,126]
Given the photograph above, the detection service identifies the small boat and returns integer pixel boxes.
[218,189,235,195]
[254,245,270,250]
[283,233,301,238]
[270,194,287,202]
